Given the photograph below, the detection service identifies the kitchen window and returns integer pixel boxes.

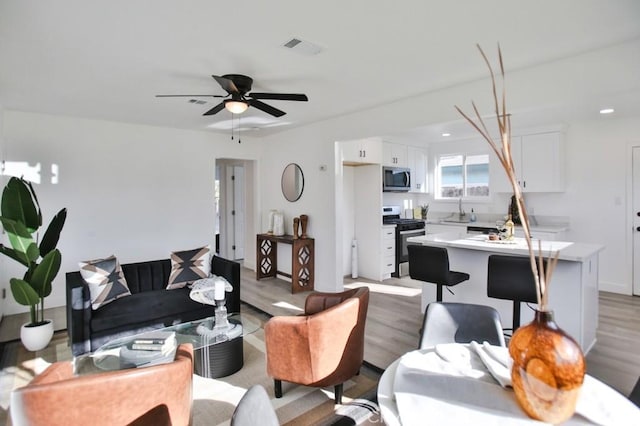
[436,154,489,198]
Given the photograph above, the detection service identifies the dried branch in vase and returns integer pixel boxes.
[454,44,559,311]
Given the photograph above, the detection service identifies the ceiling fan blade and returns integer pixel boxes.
[212,75,239,94]
[249,99,286,117]
[203,102,226,116]
[249,93,308,102]
[156,94,226,98]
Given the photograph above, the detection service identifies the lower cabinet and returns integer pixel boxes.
[381,225,396,279]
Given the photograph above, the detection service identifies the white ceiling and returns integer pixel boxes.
[1,0,639,139]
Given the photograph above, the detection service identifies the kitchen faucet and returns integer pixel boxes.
[458,198,466,220]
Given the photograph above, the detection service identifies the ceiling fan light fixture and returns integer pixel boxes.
[225,99,249,114]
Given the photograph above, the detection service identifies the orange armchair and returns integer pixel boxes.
[264,287,369,404]
[10,343,194,426]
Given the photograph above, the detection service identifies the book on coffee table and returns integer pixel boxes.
[130,331,176,352]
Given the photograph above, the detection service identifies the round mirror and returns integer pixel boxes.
[281,163,304,202]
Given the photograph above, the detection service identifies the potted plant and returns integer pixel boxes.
[0,177,66,351]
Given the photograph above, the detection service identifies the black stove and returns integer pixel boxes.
[382,217,424,227]
[382,206,425,277]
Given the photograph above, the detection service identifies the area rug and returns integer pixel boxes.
[0,318,380,425]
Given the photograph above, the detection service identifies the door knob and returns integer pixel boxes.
[637,227,640,231]
[637,212,640,217]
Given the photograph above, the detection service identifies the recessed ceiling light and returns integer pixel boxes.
[599,108,615,114]
[442,133,451,137]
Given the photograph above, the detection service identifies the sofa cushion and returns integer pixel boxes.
[90,287,211,333]
[167,246,211,289]
[79,256,132,310]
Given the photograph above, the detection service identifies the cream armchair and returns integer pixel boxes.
[264,287,369,404]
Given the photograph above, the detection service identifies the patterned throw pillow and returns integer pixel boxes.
[79,255,132,310]
[167,245,211,290]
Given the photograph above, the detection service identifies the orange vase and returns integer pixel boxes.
[509,310,585,424]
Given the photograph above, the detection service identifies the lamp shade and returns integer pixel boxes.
[225,99,249,114]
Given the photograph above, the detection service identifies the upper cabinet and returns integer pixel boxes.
[407,145,428,193]
[490,131,565,193]
[342,137,382,165]
[382,142,408,167]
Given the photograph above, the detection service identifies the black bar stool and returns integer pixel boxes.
[408,245,469,302]
[487,254,539,333]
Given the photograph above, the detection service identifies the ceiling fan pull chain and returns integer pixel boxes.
[238,116,241,144]
[231,114,235,141]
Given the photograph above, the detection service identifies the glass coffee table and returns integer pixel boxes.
[74,313,259,379]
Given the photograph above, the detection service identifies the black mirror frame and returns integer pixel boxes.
[281,163,304,202]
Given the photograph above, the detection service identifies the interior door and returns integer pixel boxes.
[233,165,245,260]
[633,147,640,295]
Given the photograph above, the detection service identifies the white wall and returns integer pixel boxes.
[0,110,262,314]
[255,38,640,295]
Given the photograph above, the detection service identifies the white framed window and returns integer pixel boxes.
[436,154,489,199]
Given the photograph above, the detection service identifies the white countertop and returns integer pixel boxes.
[407,234,603,262]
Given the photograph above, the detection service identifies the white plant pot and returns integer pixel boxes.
[20,319,54,351]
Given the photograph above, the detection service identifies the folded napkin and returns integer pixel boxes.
[393,347,542,426]
[470,341,512,388]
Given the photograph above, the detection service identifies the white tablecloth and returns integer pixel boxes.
[378,345,640,426]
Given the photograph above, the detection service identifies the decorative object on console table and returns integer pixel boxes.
[256,233,314,293]
[456,44,584,423]
[293,217,300,240]
[267,209,278,234]
[0,177,67,351]
[273,211,285,236]
[299,214,308,238]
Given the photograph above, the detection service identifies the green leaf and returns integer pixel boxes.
[30,249,61,298]
[1,177,41,233]
[39,208,67,256]
[0,244,30,267]
[0,217,38,263]
[10,278,41,307]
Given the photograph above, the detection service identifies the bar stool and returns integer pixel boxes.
[487,254,539,333]
[407,245,470,302]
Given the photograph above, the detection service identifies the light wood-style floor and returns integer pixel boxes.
[2,268,639,396]
[241,268,640,396]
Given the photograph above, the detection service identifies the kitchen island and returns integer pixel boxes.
[407,233,604,353]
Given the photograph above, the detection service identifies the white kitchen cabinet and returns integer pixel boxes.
[382,142,408,167]
[381,225,396,279]
[407,145,428,193]
[490,132,565,193]
[342,137,382,165]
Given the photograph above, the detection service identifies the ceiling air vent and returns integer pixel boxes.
[282,37,323,56]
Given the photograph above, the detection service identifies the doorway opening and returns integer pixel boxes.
[215,158,256,267]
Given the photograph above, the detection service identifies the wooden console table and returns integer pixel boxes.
[256,234,315,294]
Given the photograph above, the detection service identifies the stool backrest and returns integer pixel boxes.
[487,255,538,303]
[408,245,450,284]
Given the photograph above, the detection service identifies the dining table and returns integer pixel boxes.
[377,344,640,425]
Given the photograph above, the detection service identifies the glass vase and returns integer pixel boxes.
[509,309,585,424]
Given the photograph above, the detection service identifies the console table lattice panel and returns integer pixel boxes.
[256,234,315,294]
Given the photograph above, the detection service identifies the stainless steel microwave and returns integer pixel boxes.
[382,166,411,192]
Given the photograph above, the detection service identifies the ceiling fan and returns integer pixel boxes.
[156,74,308,117]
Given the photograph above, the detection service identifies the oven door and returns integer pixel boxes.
[398,228,426,264]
